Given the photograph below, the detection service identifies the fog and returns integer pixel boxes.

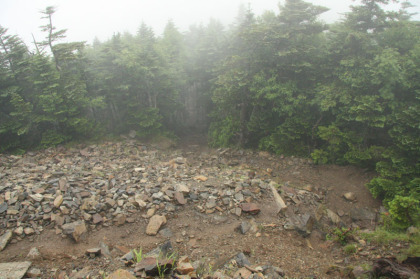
[1,0,417,45]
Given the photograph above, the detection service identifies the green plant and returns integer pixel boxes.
[360,227,410,245]
[156,251,177,278]
[132,248,143,263]
[343,244,357,255]
[327,227,353,245]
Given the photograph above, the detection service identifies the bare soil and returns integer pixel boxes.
[0,136,392,279]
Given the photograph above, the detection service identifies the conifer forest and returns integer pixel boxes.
[1,0,419,228]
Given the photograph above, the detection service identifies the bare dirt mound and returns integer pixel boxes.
[0,137,388,278]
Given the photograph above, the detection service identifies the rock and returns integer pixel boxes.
[24,227,35,235]
[92,213,104,224]
[285,213,314,237]
[350,208,376,222]
[86,248,101,258]
[106,269,137,279]
[0,261,32,279]
[146,208,156,218]
[194,175,208,182]
[26,267,42,278]
[53,195,64,207]
[237,221,251,235]
[263,266,285,279]
[62,220,87,242]
[233,267,252,279]
[14,227,24,236]
[174,192,187,205]
[176,256,195,275]
[206,198,217,209]
[29,193,43,202]
[343,192,356,202]
[134,257,174,276]
[326,209,342,225]
[240,203,260,214]
[234,252,251,267]
[0,202,8,214]
[407,226,419,236]
[145,241,173,258]
[27,247,42,260]
[114,214,126,226]
[0,230,13,251]
[146,215,167,235]
[175,183,190,193]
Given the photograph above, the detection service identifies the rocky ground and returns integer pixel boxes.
[0,135,418,278]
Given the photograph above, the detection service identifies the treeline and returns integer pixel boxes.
[0,0,419,228]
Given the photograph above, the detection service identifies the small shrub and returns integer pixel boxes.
[344,244,357,254]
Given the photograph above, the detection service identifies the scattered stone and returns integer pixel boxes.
[326,209,342,225]
[176,183,190,193]
[174,192,187,205]
[177,256,195,275]
[146,215,167,236]
[343,192,356,202]
[53,195,64,207]
[86,248,101,258]
[92,213,104,224]
[233,267,253,279]
[62,220,87,242]
[194,175,208,182]
[237,221,251,235]
[114,214,126,226]
[27,247,42,260]
[234,252,251,267]
[240,203,260,214]
[0,202,8,214]
[14,227,24,236]
[29,193,43,202]
[24,227,35,235]
[134,257,174,276]
[285,213,314,237]
[0,230,13,251]
[0,261,32,279]
[26,267,42,278]
[107,269,137,279]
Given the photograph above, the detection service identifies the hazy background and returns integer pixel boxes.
[1,0,419,46]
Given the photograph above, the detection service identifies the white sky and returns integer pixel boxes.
[1,0,419,46]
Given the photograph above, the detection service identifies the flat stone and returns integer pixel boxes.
[29,193,44,202]
[240,203,260,214]
[0,202,8,214]
[0,230,13,251]
[106,269,136,279]
[194,175,208,182]
[238,221,251,234]
[174,192,187,205]
[0,262,32,279]
[234,252,251,267]
[146,215,166,235]
[53,195,64,207]
[175,183,190,193]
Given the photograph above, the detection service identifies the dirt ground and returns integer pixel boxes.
[0,135,391,278]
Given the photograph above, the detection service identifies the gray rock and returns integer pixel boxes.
[62,220,87,242]
[0,202,8,214]
[0,262,32,279]
[27,247,42,260]
[234,252,251,267]
[0,230,13,251]
[237,221,251,235]
[350,208,376,221]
